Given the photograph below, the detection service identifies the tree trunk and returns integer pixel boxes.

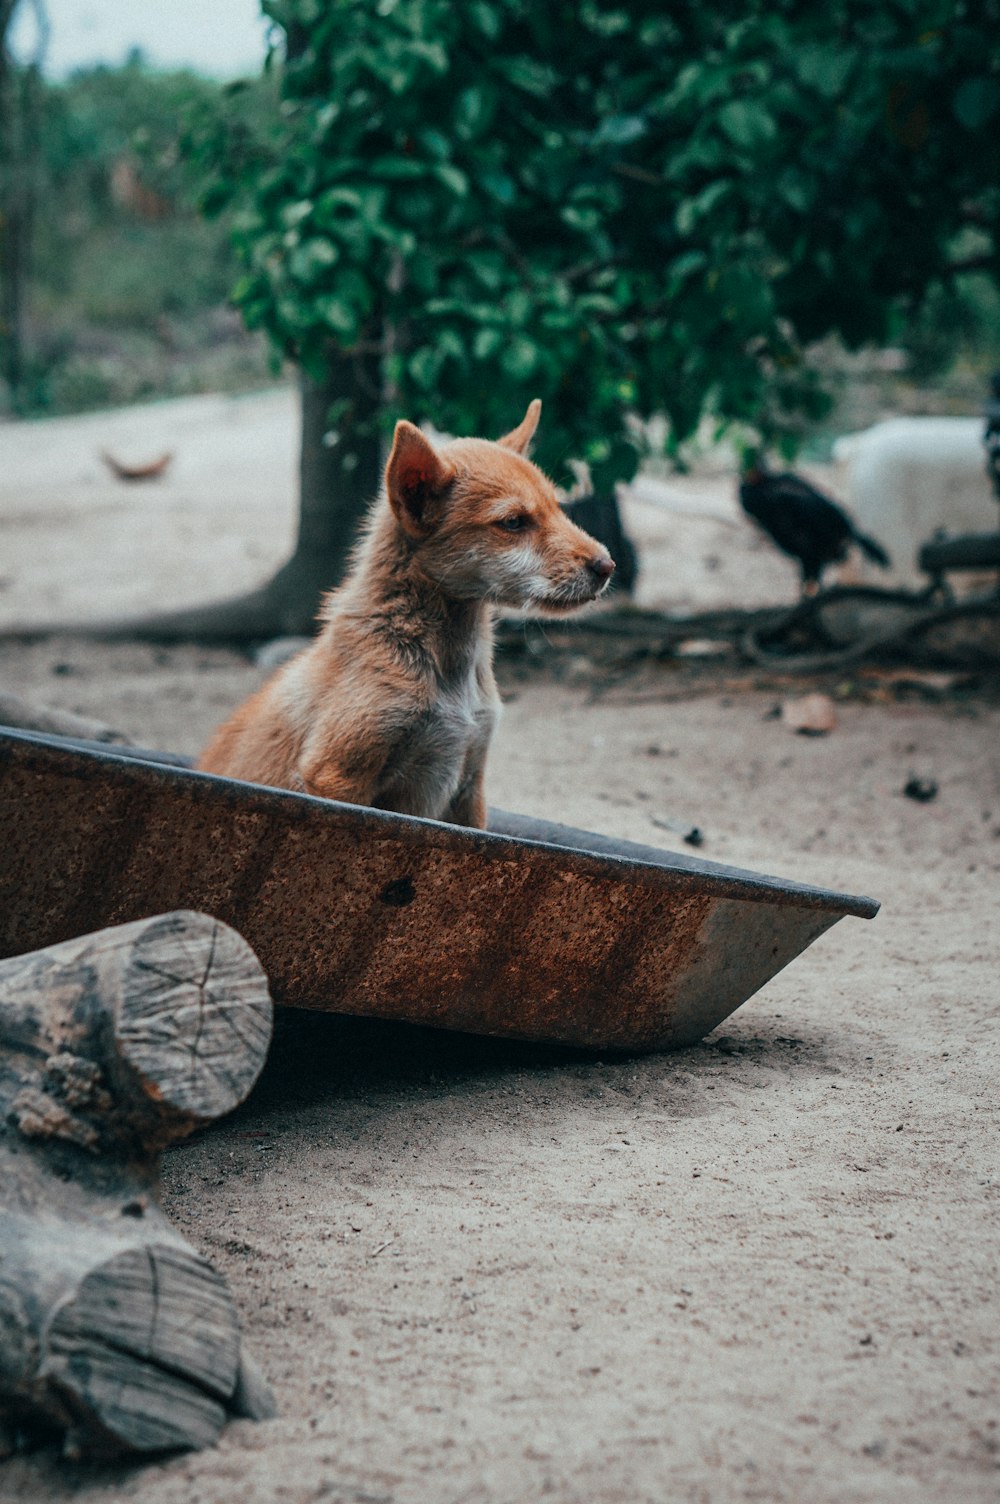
[66,352,384,643]
[295,352,383,592]
[0,1,33,406]
[0,911,276,1460]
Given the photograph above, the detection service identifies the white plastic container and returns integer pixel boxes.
[834,417,995,585]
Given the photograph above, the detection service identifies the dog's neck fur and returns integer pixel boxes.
[321,497,492,684]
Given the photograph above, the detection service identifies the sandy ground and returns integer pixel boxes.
[1,391,998,1503]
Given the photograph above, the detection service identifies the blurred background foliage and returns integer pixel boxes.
[0,50,279,415]
[1,0,999,481]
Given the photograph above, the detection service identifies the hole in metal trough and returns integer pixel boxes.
[380,876,416,907]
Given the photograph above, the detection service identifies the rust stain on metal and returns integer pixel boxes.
[0,731,879,1052]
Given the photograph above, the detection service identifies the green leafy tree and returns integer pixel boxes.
[135,0,999,638]
[0,0,46,404]
[47,63,278,350]
[1,50,280,415]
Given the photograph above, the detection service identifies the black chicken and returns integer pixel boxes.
[984,371,1000,503]
[739,456,891,595]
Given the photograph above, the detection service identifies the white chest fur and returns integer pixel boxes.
[375,664,500,820]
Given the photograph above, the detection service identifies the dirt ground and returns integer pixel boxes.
[1,390,998,1503]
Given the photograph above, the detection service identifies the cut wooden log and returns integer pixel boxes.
[0,911,276,1460]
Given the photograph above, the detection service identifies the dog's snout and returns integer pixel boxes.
[588,553,616,583]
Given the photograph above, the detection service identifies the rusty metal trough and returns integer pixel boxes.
[0,729,879,1052]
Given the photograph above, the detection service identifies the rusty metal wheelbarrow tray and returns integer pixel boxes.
[0,729,878,1052]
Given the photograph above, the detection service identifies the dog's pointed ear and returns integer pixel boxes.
[385,421,454,538]
[497,398,541,455]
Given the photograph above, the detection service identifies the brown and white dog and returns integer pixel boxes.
[197,400,615,827]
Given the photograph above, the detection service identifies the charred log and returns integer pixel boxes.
[0,911,275,1460]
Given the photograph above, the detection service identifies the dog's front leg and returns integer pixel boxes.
[445,734,491,829]
[445,696,499,829]
[299,766,377,807]
[445,772,488,830]
[298,728,383,809]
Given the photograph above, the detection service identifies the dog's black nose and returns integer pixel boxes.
[588,554,616,583]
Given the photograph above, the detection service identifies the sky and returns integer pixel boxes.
[10,0,272,78]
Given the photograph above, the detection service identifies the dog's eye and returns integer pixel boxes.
[496,513,530,532]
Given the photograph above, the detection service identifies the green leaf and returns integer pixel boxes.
[280,199,314,229]
[230,273,257,304]
[562,203,601,232]
[468,3,501,40]
[357,186,389,223]
[276,294,312,334]
[473,327,504,359]
[793,45,856,99]
[591,113,647,149]
[455,84,494,138]
[500,335,538,379]
[675,181,731,235]
[418,128,451,160]
[314,187,365,225]
[288,237,339,282]
[953,77,1000,130]
[409,40,449,75]
[666,251,707,292]
[437,328,466,362]
[775,169,812,213]
[505,290,532,326]
[497,56,559,96]
[480,168,516,204]
[314,294,359,340]
[409,345,442,389]
[433,162,470,197]
[466,250,505,290]
[717,100,777,151]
